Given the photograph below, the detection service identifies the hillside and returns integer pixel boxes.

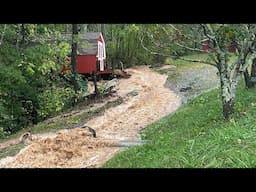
[104,80,256,168]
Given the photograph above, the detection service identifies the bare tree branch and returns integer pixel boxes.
[168,24,179,32]
[146,25,209,53]
[200,24,215,41]
[176,56,217,66]
[168,24,201,44]
[174,42,209,53]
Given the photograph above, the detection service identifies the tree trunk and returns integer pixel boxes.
[244,67,253,88]
[219,69,236,120]
[100,24,105,40]
[21,24,26,46]
[251,58,256,78]
[16,24,22,48]
[66,24,71,33]
[83,24,88,33]
[222,97,235,120]
[244,58,256,88]
[93,72,99,95]
[71,24,79,92]
[110,24,113,41]
[0,24,6,46]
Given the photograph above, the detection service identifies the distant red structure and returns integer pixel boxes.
[63,32,112,76]
[228,42,237,53]
[76,32,112,75]
[200,39,237,53]
[201,39,210,52]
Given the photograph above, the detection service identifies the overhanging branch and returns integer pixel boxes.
[139,36,217,67]
[174,42,210,53]
[168,24,202,44]
[176,56,217,66]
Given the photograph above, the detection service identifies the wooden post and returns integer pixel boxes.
[120,61,124,71]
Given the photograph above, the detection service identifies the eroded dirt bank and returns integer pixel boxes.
[0,66,181,168]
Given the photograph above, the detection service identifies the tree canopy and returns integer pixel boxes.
[1,24,256,138]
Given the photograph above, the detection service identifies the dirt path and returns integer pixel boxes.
[0,65,219,168]
[0,66,182,168]
[164,65,219,103]
[0,94,122,153]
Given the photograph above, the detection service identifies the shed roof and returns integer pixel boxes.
[62,32,103,55]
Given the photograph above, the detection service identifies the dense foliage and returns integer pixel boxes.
[0,24,75,136]
[105,24,154,67]
[0,24,157,137]
[3,24,254,137]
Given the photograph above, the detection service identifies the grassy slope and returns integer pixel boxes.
[0,143,25,159]
[157,54,214,80]
[0,97,122,143]
[165,54,211,67]
[104,55,256,168]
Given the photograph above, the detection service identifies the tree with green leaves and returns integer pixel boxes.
[104,24,154,68]
[140,24,256,120]
[0,24,77,136]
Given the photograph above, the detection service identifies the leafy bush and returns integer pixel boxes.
[38,87,76,119]
[0,64,39,133]
[0,127,5,139]
[0,25,73,135]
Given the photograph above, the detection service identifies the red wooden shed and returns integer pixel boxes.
[227,42,237,53]
[75,32,112,75]
[200,39,210,52]
[62,32,112,76]
[200,38,237,53]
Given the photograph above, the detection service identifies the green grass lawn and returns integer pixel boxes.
[103,81,256,168]
[165,53,211,69]
[164,53,237,70]
[154,54,212,80]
